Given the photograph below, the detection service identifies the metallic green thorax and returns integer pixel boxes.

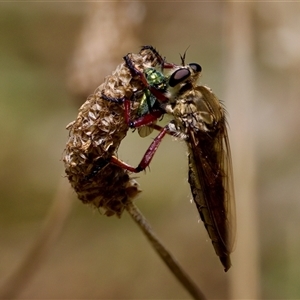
[145,68,167,90]
[138,68,168,116]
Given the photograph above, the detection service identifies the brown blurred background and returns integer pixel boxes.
[1,2,300,299]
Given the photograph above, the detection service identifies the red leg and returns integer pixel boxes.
[101,91,164,129]
[110,125,169,173]
[84,122,183,180]
[148,123,187,140]
[124,55,170,103]
[129,110,164,128]
[140,45,176,69]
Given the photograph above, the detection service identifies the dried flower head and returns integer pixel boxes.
[63,47,162,216]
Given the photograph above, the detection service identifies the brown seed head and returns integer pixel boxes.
[63,49,160,216]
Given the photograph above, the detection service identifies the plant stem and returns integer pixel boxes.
[126,201,206,300]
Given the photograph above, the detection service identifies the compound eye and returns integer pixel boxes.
[169,68,191,87]
[189,63,202,74]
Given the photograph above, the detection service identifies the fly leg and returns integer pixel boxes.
[101,92,164,127]
[123,54,170,103]
[87,92,166,178]
[84,157,110,181]
[148,122,188,140]
[84,121,184,180]
[110,121,188,173]
[140,45,176,70]
[110,124,170,173]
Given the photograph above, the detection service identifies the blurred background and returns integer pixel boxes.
[1,2,300,299]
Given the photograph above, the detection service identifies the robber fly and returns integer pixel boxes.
[106,46,236,271]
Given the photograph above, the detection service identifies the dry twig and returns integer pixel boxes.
[126,201,206,300]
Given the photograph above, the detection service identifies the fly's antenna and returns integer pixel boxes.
[180,45,190,66]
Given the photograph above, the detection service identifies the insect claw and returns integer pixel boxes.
[124,55,142,77]
[135,165,144,173]
[101,91,125,104]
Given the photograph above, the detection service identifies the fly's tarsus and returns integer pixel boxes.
[84,157,110,181]
[101,92,125,105]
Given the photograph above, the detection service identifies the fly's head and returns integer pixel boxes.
[165,46,202,98]
[163,62,202,103]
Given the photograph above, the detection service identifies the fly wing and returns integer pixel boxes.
[138,123,155,137]
[186,87,236,270]
[188,127,236,271]
[221,125,236,253]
